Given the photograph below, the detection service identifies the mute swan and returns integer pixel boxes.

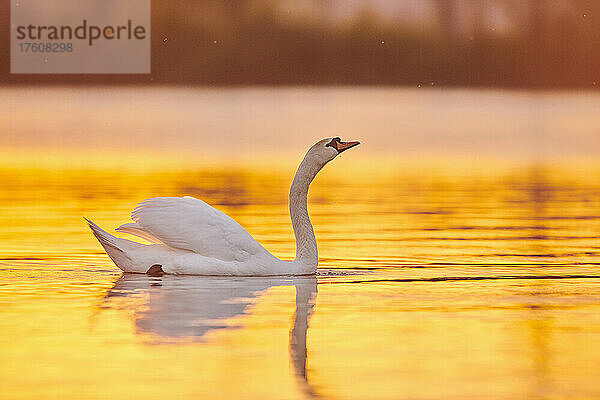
[86,137,359,276]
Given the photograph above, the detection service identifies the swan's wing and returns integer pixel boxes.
[130,196,265,262]
[116,222,164,244]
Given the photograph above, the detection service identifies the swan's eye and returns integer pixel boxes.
[326,137,341,148]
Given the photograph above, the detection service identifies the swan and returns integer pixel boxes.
[86,137,360,276]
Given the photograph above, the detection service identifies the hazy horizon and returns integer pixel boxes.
[2,86,600,165]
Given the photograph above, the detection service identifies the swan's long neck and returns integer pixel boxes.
[289,154,324,270]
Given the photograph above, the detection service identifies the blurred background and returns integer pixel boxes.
[2,0,600,160]
[1,0,600,87]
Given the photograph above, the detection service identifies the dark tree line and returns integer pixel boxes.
[1,0,599,88]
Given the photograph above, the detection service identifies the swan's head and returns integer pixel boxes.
[308,137,360,165]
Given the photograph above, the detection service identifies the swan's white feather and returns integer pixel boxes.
[116,222,163,244]
[87,138,354,276]
[131,196,267,262]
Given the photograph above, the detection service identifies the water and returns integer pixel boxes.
[1,87,600,399]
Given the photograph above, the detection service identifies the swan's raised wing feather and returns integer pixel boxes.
[131,196,265,262]
[116,222,164,244]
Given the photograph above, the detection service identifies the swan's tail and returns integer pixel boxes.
[85,217,133,272]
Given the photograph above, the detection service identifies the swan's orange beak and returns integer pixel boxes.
[335,140,360,153]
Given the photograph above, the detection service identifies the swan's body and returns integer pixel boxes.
[87,138,359,276]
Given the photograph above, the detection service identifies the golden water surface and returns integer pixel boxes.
[1,152,600,400]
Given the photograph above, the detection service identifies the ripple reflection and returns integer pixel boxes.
[103,274,319,396]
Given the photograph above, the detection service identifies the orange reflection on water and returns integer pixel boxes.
[1,152,600,399]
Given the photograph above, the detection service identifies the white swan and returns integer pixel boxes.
[86,137,360,276]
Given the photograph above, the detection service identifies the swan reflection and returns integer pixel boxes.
[104,274,318,395]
